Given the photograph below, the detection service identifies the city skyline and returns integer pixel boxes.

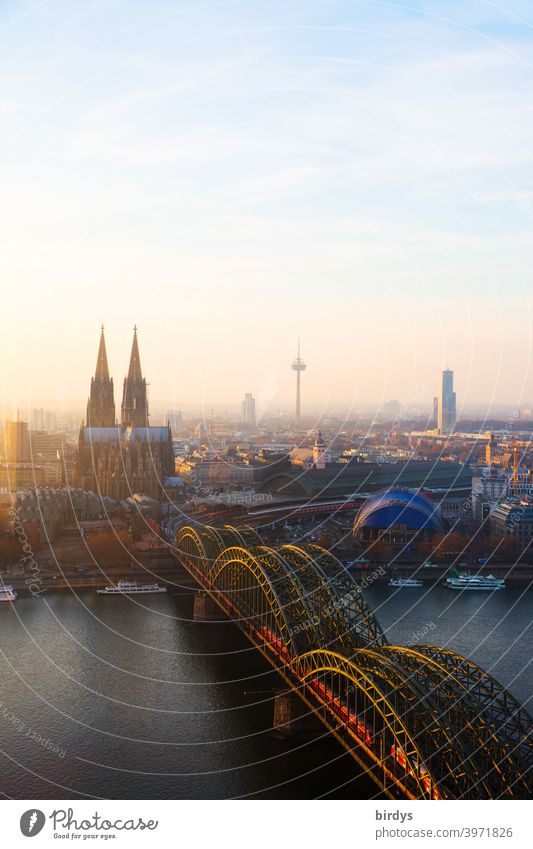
[1,1,533,409]
[2,322,533,419]
[1,0,531,814]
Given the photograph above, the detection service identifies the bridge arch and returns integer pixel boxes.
[222,524,262,548]
[382,645,532,798]
[285,544,386,651]
[407,645,532,798]
[297,648,443,800]
[209,546,300,658]
[175,525,211,573]
[349,647,486,798]
[173,523,531,799]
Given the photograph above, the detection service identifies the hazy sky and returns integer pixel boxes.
[1,0,533,418]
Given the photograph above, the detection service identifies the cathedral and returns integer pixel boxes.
[76,327,174,500]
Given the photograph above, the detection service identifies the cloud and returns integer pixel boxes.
[1,0,533,406]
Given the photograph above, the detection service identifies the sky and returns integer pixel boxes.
[1,0,533,419]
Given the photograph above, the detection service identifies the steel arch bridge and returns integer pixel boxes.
[173,523,532,800]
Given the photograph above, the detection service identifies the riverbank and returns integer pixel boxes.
[2,554,532,596]
[346,560,533,586]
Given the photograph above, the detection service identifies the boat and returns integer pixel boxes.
[443,569,505,591]
[0,584,17,602]
[388,577,423,588]
[97,580,167,595]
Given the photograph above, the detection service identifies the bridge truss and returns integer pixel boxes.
[173,523,532,800]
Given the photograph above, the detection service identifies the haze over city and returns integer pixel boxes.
[1,0,533,816]
[1,0,533,413]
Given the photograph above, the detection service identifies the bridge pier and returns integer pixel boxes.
[273,690,323,739]
[192,591,227,622]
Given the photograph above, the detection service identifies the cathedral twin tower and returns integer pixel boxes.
[87,326,148,428]
[78,328,174,501]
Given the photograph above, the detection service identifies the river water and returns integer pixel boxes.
[0,581,530,799]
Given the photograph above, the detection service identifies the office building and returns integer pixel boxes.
[438,369,456,434]
[241,393,256,427]
[5,420,30,463]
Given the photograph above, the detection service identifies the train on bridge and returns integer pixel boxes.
[164,520,532,801]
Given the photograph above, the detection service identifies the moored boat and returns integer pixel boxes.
[0,584,17,602]
[388,577,423,588]
[443,569,505,591]
[97,580,167,595]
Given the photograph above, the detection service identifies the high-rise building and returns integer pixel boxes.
[5,420,30,463]
[32,408,45,430]
[44,411,57,431]
[241,393,256,426]
[166,409,183,431]
[438,369,456,434]
[30,409,57,432]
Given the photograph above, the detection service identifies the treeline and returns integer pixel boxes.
[85,529,132,567]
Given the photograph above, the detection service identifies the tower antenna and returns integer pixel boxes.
[513,435,519,498]
[291,336,306,421]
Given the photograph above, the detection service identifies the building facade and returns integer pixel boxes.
[241,393,256,427]
[77,328,174,500]
[5,421,30,463]
[490,499,533,545]
[438,369,457,434]
[354,488,442,548]
[471,467,510,522]
[312,432,327,470]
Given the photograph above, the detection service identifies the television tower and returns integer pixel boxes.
[291,336,306,421]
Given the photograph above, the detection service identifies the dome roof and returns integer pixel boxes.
[354,488,441,532]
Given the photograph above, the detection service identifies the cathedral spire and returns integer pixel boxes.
[121,326,148,427]
[95,324,110,381]
[87,326,115,427]
[126,325,142,384]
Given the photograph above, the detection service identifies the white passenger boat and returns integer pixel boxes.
[97,580,167,595]
[388,577,423,588]
[443,572,505,591]
[0,584,17,602]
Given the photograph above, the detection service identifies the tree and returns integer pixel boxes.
[86,529,131,567]
[371,540,394,562]
[0,539,22,563]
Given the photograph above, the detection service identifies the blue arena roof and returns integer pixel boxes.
[354,488,441,532]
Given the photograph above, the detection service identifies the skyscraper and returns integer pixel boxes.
[438,369,456,434]
[5,420,30,463]
[241,392,256,426]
